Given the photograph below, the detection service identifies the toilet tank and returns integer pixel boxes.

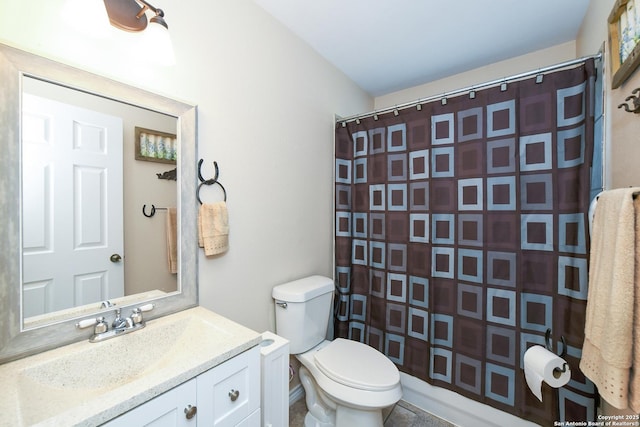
[272,275,334,354]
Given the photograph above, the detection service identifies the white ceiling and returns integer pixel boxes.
[253,0,592,96]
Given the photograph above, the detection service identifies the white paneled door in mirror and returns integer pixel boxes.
[22,93,124,318]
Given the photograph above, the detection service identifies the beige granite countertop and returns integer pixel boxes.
[0,306,262,427]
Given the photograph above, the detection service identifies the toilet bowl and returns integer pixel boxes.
[297,339,402,426]
[272,276,402,427]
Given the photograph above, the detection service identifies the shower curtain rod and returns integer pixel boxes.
[338,52,603,125]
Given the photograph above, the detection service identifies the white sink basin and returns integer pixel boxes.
[0,307,261,426]
[20,317,192,389]
[16,317,199,425]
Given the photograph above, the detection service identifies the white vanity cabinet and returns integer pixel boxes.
[104,346,260,426]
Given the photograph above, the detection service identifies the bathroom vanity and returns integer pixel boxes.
[104,347,260,426]
[0,307,262,426]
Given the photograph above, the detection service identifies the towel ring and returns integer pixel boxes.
[197,180,227,204]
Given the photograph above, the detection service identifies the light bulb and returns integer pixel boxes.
[141,19,176,66]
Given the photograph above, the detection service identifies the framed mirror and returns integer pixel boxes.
[0,43,198,363]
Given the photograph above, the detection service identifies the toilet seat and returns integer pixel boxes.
[314,338,399,391]
[296,340,403,410]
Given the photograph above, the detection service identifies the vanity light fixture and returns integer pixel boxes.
[103,0,175,65]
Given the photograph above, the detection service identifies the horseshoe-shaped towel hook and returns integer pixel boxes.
[142,204,156,218]
[198,159,219,184]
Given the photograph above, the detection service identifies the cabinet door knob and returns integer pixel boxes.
[184,404,197,420]
[229,389,240,402]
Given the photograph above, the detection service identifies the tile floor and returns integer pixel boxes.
[289,398,455,427]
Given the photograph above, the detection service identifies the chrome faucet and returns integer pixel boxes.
[76,304,155,342]
[112,308,134,330]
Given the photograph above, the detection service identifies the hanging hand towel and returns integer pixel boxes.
[580,187,640,410]
[631,196,640,413]
[198,201,229,256]
[166,207,178,274]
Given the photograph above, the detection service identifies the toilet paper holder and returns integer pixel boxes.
[545,328,568,373]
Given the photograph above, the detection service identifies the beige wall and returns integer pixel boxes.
[375,41,578,110]
[576,0,639,191]
[576,0,614,56]
[0,0,373,333]
[577,0,640,188]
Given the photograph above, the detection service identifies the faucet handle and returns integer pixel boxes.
[138,303,155,313]
[94,317,108,334]
[131,303,155,325]
[76,318,97,329]
[76,316,108,334]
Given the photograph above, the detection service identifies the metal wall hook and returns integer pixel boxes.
[545,328,567,359]
[142,204,168,217]
[198,159,219,183]
[545,328,569,377]
[156,167,177,180]
[618,87,640,113]
[142,204,156,217]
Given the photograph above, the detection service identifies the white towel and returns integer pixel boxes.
[198,201,229,256]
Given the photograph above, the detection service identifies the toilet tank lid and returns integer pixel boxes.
[272,275,334,302]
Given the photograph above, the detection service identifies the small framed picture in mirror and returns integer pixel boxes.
[135,127,177,164]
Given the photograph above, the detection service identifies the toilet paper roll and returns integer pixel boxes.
[523,345,571,402]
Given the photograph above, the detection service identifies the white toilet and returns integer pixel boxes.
[272,275,402,427]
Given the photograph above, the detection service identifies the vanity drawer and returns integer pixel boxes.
[102,378,197,427]
[197,346,260,426]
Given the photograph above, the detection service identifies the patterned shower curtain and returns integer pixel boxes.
[334,60,596,425]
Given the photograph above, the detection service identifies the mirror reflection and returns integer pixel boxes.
[22,77,178,327]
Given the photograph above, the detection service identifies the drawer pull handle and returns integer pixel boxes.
[184,404,197,420]
[229,389,240,402]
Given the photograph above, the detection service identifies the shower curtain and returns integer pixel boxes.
[334,60,597,425]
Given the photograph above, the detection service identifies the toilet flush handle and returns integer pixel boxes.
[276,301,287,309]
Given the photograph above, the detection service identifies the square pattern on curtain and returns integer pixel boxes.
[334,60,597,425]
